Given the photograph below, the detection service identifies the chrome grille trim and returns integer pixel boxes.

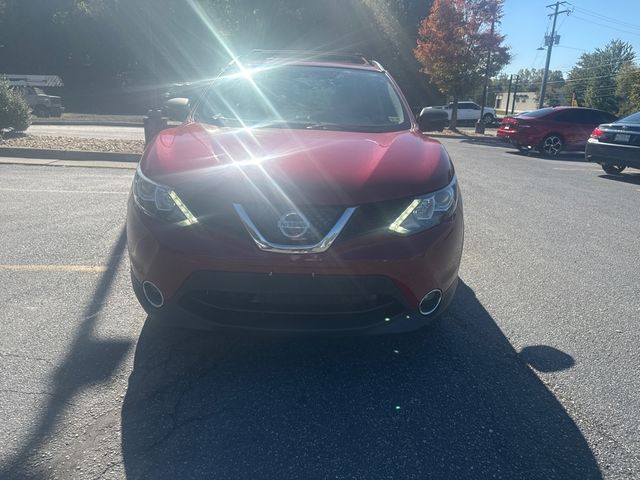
[233,203,357,254]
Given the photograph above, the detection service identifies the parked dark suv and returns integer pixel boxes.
[127,52,464,334]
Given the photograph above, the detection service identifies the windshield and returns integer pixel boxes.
[618,111,640,124]
[194,66,410,132]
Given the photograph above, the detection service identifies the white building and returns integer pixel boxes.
[494,91,539,116]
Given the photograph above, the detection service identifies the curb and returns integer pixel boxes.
[427,133,502,143]
[0,147,140,163]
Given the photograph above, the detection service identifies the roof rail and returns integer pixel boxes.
[370,60,385,71]
[245,50,372,66]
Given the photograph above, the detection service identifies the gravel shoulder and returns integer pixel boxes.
[34,113,145,124]
[0,134,144,154]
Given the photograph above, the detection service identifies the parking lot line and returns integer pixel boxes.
[0,265,108,273]
[0,188,128,195]
[552,167,600,171]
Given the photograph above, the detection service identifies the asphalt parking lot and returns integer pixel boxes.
[0,138,638,479]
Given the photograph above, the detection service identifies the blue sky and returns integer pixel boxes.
[500,0,640,75]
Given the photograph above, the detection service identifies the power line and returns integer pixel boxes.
[568,4,640,31]
[554,45,587,52]
[500,59,638,82]
[570,14,640,38]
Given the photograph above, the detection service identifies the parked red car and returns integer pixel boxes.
[497,107,617,156]
[127,52,464,334]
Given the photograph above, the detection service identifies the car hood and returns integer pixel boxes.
[141,122,453,205]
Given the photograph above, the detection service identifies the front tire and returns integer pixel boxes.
[482,113,494,125]
[540,134,563,156]
[517,145,530,154]
[33,105,48,118]
[602,164,626,174]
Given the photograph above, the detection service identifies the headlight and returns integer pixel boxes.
[132,168,198,226]
[388,177,458,235]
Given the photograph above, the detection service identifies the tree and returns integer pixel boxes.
[414,0,510,129]
[490,68,564,109]
[0,0,442,113]
[616,63,640,116]
[565,39,635,113]
[0,78,31,131]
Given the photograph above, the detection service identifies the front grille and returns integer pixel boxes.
[243,203,345,244]
[179,188,412,244]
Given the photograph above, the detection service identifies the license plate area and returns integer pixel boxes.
[614,133,631,143]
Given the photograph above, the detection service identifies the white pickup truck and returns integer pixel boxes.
[423,101,497,124]
[6,75,65,118]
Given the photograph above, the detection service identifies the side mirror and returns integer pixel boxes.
[164,97,190,122]
[418,109,448,132]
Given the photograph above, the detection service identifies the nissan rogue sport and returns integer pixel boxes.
[126,51,464,334]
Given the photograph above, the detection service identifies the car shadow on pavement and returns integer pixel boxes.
[503,150,587,162]
[458,137,507,148]
[599,173,640,185]
[0,228,132,480]
[120,280,601,480]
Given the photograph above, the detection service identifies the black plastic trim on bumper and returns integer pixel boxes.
[131,271,458,334]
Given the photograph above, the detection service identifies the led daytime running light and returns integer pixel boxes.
[169,190,198,225]
[389,199,420,234]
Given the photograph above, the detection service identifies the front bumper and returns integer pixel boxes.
[586,139,640,169]
[126,195,464,333]
[132,270,458,334]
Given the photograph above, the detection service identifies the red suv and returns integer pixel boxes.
[497,107,617,156]
[126,52,464,334]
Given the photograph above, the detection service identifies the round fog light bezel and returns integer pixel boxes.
[419,289,442,316]
[142,281,164,308]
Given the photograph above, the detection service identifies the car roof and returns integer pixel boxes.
[547,106,609,113]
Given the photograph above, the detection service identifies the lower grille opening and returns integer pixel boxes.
[179,290,405,330]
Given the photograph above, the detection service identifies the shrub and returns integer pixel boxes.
[0,78,31,131]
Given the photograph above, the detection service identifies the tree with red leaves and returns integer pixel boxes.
[415,0,510,129]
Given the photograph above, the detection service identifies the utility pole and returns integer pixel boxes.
[538,2,570,109]
[504,75,513,117]
[511,75,519,114]
[475,17,496,134]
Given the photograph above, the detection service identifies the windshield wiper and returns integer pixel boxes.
[301,122,353,131]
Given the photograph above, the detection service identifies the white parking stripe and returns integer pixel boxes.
[0,188,128,195]
[0,265,108,273]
